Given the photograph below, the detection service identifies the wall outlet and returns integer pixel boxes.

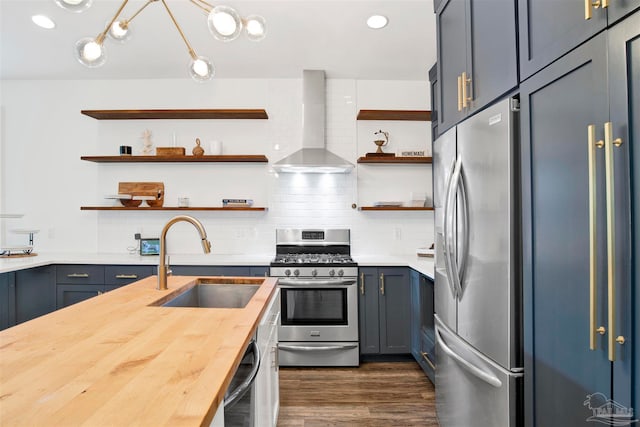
[134,233,141,240]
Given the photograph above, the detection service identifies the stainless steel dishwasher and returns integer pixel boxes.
[223,340,261,426]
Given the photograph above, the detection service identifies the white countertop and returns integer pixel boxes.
[0,252,434,279]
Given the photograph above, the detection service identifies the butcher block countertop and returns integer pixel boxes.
[0,275,278,426]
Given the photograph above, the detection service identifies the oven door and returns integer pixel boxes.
[277,278,358,342]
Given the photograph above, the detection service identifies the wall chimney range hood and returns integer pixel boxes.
[273,70,354,173]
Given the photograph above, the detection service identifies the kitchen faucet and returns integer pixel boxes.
[158,215,212,290]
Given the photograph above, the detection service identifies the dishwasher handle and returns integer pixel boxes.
[224,340,261,410]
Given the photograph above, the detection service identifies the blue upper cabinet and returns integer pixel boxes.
[436,0,518,133]
[518,0,639,81]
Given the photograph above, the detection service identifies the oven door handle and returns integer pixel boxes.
[277,279,356,287]
[278,344,358,352]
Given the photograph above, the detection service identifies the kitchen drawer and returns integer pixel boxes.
[418,330,436,382]
[56,265,105,285]
[105,265,154,286]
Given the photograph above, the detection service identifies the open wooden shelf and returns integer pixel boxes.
[357,156,432,164]
[356,110,432,121]
[80,109,269,120]
[81,206,268,211]
[81,155,269,163]
[358,206,434,211]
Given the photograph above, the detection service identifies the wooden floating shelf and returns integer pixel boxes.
[81,207,268,211]
[356,110,432,121]
[357,156,432,164]
[81,155,269,163]
[359,206,435,211]
[80,109,269,120]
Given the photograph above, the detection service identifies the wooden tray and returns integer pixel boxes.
[118,182,164,207]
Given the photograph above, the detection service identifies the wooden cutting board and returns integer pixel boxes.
[118,182,164,207]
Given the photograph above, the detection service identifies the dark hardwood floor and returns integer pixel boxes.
[277,361,439,426]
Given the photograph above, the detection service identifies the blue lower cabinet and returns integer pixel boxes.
[410,269,435,382]
[0,272,16,331]
[56,284,104,309]
[105,265,154,288]
[15,266,56,324]
[359,267,412,355]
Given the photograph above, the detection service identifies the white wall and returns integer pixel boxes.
[0,77,433,257]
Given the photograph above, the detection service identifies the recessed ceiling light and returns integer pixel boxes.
[367,15,388,29]
[32,14,56,30]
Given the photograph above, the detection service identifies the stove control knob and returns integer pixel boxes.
[294,269,300,277]
[329,269,336,277]
[338,269,344,277]
[312,269,318,277]
[285,269,291,276]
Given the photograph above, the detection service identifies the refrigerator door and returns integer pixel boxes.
[455,98,521,370]
[435,315,522,427]
[433,126,458,331]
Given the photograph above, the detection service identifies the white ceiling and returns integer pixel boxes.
[0,0,437,81]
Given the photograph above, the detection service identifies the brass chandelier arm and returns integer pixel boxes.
[161,0,198,59]
[189,0,213,14]
[95,0,131,44]
[121,0,159,29]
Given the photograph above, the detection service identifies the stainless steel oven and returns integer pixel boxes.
[270,229,359,366]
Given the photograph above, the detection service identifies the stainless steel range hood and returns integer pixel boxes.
[273,70,354,173]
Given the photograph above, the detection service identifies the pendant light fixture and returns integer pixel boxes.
[55,0,267,82]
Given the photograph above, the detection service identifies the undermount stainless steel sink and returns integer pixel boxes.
[157,278,263,309]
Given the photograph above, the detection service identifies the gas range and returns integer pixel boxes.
[270,229,358,278]
[270,228,360,367]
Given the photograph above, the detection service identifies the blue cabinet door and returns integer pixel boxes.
[358,267,380,354]
[518,0,607,81]
[378,267,411,354]
[520,31,634,426]
[15,266,55,324]
[56,284,104,308]
[607,10,639,416]
[0,272,16,330]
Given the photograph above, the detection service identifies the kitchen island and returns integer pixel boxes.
[0,274,278,426]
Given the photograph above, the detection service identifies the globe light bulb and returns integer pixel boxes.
[189,56,214,82]
[54,0,93,13]
[207,6,242,41]
[245,15,266,41]
[108,20,131,42]
[75,37,106,68]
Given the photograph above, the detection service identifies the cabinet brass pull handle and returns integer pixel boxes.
[457,74,463,112]
[115,274,138,279]
[461,71,472,109]
[585,0,601,19]
[588,124,605,350]
[421,351,436,370]
[379,273,385,296]
[67,273,89,278]
[360,272,365,295]
[604,122,623,361]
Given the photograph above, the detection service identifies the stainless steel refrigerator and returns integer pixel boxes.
[433,97,523,427]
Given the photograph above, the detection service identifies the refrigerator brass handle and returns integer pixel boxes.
[67,273,90,278]
[604,122,624,361]
[360,272,365,295]
[585,0,601,19]
[457,74,463,112]
[379,273,385,296]
[115,274,138,279]
[588,124,605,350]
[420,351,436,370]
[461,71,472,109]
